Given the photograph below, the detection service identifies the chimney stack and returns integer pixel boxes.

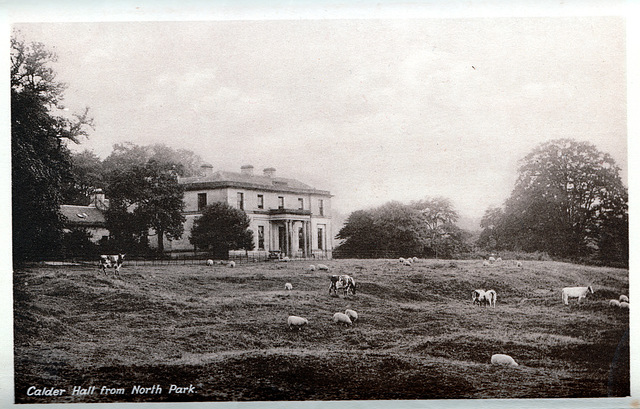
[263,167,276,178]
[200,163,214,177]
[241,165,254,176]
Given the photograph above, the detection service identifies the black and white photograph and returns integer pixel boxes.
[3,0,636,407]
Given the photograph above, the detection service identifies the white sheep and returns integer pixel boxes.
[619,295,629,303]
[345,309,358,322]
[228,260,236,268]
[412,257,418,262]
[516,261,523,268]
[620,301,629,309]
[403,261,412,266]
[496,257,502,262]
[561,286,594,305]
[399,257,406,263]
[317,264,329,271]
[488,256,496,263]
[609,299,621,307]
[333,312,353,326]
[285,282,293,291]
[206,259,214,266]
[309,265,316,271]
[482,260,490,267]
[287,315,308,330]
[491,354,518,367]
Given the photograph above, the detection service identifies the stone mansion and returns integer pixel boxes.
[152,165,333,258]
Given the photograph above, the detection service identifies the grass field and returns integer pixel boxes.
[13,258,629,403]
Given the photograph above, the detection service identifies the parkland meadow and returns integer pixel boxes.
[13,258,629,403]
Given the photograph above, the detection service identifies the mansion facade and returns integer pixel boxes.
[152,165,333,258]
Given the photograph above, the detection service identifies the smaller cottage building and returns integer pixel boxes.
[60,190,109,243]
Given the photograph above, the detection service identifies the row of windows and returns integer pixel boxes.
[255,224,325,250]
[198,192,324,215]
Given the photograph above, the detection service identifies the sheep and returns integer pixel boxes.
[619,295,629,303]
[516,261,523,268]
[317,264,329,271]
[281,256,290,262]
[488,256,496,263]
[561,286,594,305]
[345,309,358,322]
[485,289,497,308]
[285,282,293,291]
[228,260,236,268]
[482,260,490,267]
[206,259,214,266]
[496,257,502,262]
[309,265,316,271]
[609,299,621,307]
[333,312,353,326]
[399,257,406,263]
[491,354,518,367]
[412,257,418,262]
[620,301,629,309]
[403,261,412,266]
[287,315,308,330]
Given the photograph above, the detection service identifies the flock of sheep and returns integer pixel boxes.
[202,255,626,369]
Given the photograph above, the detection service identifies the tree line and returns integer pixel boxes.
[336,139,628,267]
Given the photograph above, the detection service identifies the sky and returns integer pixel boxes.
[9,2,629,225]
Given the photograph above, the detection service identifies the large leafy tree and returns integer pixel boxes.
[410,197,460,257]
[476,206,505,251]
[484,139,628,263]
[190,202,254,259]
[336,201,427,258]
[102,142,204,177]
[11,35,92,261]
[106,160,185,254]
[61,150,105,205]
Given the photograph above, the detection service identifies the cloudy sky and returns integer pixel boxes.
[11,2,628,224]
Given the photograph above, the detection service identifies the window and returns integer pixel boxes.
[258,226,265,250]
[317,226,324,250]
[237,192,244,210]
[319,199,324,216]
[278,196,284,209]
[197,193,207,211]
[257,194,264,209]
[298,198,304,210]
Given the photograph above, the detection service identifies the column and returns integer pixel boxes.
[302,221,308,258]
[285,220,291,257]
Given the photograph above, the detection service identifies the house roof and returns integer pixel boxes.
[179,170,331,196]
[60,205,106,227]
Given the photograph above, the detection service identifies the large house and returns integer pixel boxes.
[152,165,333,259]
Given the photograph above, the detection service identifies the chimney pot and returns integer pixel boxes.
[241,165,254,175]
[263,167,276,178]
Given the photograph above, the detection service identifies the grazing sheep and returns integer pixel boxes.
[309,265,316,271]
[281,256,290,262]
[345,309,358,322]
[473,289,487,306]
[620,301,629,309]
[228,261,236,268]
[333,312,353,326]
[496,257,502,262]
[412,257,419,262]
[399,257,406,263]
[317,264,329,271]
[403,261,412,266]
[561,286,594,305]
[285,282,293,291]
[488,256,496,263]
[609,299,621,307]
[287,315,308,330]
[206,259,214,266]
[516,261,523,268]
[491,354,518,367]
[619,295,629,303]
[485,289,497,308]
[482,260,490,267]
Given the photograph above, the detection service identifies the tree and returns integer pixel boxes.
[410,197,459,257]
[336,201,427,258]
[105,160,185,254]
[62,150,105,205]
[190,202,255,259]
[11,34,93,261]
[476,206,505,250]
[496,139,628,263]
[102,142,204,177]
